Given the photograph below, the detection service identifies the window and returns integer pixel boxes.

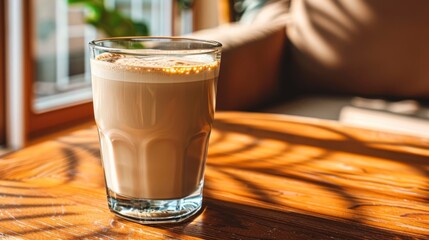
[33,0,96,111]
[6,0,180,148]
[33,0,173,112]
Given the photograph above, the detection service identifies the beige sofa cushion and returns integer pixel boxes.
[191,23,288,110]
[287,0,429,98]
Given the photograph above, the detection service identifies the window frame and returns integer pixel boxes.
[24,0,94,143]
[0,0,5,146]
[26,0,174,140]
[7,0,180,148]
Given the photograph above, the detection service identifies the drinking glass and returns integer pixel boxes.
[89,37,221,224]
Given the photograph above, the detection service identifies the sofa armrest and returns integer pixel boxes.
[190,23,288,110]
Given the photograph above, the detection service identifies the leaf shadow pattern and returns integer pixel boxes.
[211,118,429,178]
[0,114,428,238]
[215,168,283,205]
[0,225,74,238]
[157,198,421,240]
[0,213,77,223]
[60,147,79,183]
[55,126,100,158]
[208,119,363,209]
[0,192,52,198]
[204,117,429,235]
[0,204,68,209]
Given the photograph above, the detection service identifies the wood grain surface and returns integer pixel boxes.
[0,112,428,239]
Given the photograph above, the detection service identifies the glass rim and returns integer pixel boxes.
[89,36,222,55]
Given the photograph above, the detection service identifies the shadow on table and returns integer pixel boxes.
[157,198,420,240]
[54,117,429,238]
[158,117,429,239]
[0,116,428,239]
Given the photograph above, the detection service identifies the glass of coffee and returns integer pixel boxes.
[89,37,221,224]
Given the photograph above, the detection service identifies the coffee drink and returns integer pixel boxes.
[91,53,219,200]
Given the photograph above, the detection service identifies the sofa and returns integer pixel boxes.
[191,0,429,137]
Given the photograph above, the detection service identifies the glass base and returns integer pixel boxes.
[107,184,203,224]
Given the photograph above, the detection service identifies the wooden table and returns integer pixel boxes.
[0,112,428,239]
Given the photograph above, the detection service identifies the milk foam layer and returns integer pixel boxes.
[91,53,220,83]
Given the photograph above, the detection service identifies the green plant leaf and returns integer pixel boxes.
[69,0,149,37]
[134,22,149,36]
[84,3,103,23]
